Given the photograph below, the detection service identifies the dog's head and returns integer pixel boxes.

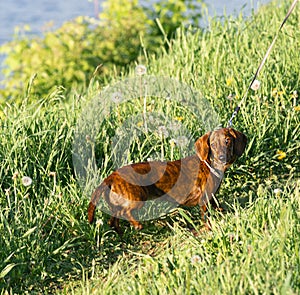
[195,128,247,170]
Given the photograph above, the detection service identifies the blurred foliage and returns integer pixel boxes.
[147,0,204,40]
[0,0,204,103]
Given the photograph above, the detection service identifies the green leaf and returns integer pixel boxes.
[22,226,37,238]
[0,263,18,278]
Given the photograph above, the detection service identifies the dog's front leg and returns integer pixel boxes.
[200,204,212,231]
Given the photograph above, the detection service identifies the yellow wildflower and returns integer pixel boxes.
[169,139,177,148]
[277,90,284,96]
[226,77,234,87]
[294,106,300,111]
[174,116,184,121]
[272,88,284,97]
[276,150,286,160]
[271,88,278,97]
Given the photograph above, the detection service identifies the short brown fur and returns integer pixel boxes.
[88,128,247,233]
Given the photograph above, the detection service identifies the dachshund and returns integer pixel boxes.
[88,127,247,234]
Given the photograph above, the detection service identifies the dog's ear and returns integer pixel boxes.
[229,128,247,157]
[195,132,211,161]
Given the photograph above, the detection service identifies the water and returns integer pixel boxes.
[0,0,95,45]
[0,0,270,80]
[0,0,270,45]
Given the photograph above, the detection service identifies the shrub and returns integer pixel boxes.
[0,0,204,103]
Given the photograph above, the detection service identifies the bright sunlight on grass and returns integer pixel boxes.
[0,1,299,294]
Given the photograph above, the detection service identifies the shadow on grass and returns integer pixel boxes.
[39,216,177,293]
[2,176,258,294]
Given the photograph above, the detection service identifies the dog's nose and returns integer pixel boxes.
[219,155,226,162]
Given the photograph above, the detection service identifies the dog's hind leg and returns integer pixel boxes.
[126,209,143,230]
[108,216,123,235]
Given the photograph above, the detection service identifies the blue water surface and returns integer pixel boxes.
[0,0,270,45]
[0,0,270,81]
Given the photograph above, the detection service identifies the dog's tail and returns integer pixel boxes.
[88,183,109,224]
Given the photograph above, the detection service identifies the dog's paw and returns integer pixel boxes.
[134,223,143,230]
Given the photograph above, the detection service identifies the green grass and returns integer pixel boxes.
[0,0,299,294]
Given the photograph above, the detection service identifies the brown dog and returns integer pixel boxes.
[88,128,247,233]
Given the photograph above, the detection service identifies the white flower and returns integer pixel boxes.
[148,115,155,124]
[96,219,103,227]
[158,126,169,138]
[135,65,147,76]
[251,79,260,91]
[274,188,282,196]
[176,136,189,148]
[191,255,201,264]
[168,121,181,131]
[111,91,123,103]
[22,176,32,187]
[291,90,298,99]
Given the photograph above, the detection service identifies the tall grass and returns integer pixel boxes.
[0,0,299,294]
